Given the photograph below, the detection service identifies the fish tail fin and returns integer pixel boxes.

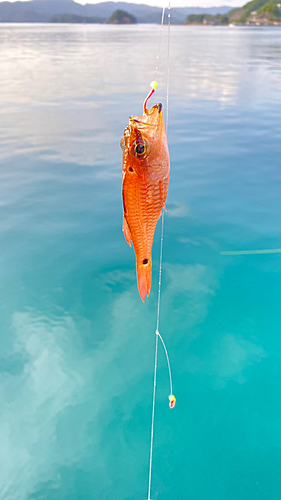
[136,257,152,302]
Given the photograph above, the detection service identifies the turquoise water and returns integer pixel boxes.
[1,23,281,499]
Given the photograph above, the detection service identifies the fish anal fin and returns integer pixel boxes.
[123,217,132,247]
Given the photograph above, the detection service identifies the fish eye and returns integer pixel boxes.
[135,143,145,155]
[133,141,147,158]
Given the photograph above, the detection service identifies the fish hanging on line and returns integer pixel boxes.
[121,81,170,302]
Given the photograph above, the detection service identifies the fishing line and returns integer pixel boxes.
[157,330,173,395]
[166,1,171,133]
[154,6,166,81]
[147,4,174,500]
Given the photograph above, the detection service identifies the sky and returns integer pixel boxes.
[8,0,245,10]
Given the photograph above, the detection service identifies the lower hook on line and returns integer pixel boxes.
[156,330,176,409]
[169,394,176,409]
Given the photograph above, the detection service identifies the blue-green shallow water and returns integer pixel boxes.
[0,23,281,499]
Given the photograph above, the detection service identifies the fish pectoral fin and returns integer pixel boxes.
[123,217,132,247]
[163,203,167,212]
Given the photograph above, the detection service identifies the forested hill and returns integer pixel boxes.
[228,0,281,24]
[186,0,281,25]
[0,0,232,23]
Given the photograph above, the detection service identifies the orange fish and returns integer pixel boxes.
[121,93,170,302]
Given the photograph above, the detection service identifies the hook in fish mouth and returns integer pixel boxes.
[149,103,162,114]
[157,103,162,113]
[128,102,163,129]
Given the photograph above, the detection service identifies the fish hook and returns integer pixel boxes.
[144,81,158,114]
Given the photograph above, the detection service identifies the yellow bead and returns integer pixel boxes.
[150,81,158,90]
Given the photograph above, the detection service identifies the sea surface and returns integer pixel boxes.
[0,23,281,500]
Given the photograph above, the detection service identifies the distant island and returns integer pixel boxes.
[186,13,229,25]
[0,0,280,26]
[107,9,136,23]
[50,14,103,24]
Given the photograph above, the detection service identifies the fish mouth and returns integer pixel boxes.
[129,103,163,128]
[157,103,162,113]
[150,103,162,114]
